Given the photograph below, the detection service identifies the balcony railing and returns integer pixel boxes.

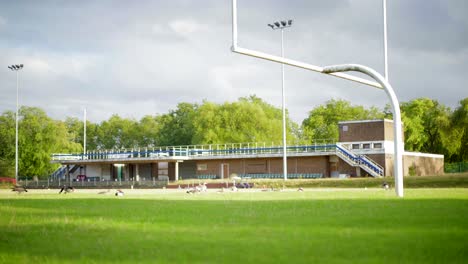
[52,140,336,161]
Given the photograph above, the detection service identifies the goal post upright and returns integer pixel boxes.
[230,0,404,197]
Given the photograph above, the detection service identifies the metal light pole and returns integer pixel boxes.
[8,64,24,184]
[83,108,87,159]
[268,20,293,181]
[383,0,389,81]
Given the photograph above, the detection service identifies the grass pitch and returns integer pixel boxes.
[0,188,467,264]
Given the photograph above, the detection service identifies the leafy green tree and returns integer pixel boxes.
[158,103,198,146]
[301,99,384,142]
[6,107,82,178]
[193,95,297,144]
[65,117,82,144]
[449,98,468,161]
[137,115,164,147]
[96,115,140,149]
[400,98,453,154]
[65,117,99,151]
[0,111,16,176]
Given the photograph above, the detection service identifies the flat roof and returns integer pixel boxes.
[338,119,394,125]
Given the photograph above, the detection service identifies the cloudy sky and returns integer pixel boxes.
[1,0,467,123]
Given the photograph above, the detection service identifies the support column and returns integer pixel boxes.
[355,167,361,177]
[136,164,140,182]
[175,161,179,181]
[66,165,70,185]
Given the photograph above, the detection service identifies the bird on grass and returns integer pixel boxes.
[98,189,110,194]
[12,186,28,194]
[59,186,74,194]
[382,182,390,190]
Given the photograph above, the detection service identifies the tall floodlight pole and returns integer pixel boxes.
[268,20,293,181]
[83,108,87,159]
[231,0,404,197]
[8,64,24,184]
[383,0,389,80]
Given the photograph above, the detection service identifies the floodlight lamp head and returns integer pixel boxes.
[288,19,293,26]
[281,21,287,26]
[268,23,275,29]
[274,22,280,27]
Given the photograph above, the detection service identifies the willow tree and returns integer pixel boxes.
[301,99,384,142]
[0,107,82,178]
[192,96,297,145]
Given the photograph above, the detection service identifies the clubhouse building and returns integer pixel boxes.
[51,119,444,182]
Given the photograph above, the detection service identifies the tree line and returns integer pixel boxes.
[0,95,466,178]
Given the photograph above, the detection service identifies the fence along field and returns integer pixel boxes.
[11,173,468,189]
[445,162,468,173]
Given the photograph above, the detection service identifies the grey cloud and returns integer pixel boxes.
[0,0,466,125]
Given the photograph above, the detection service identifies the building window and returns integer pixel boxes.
[363,143,371,149]
[342,125,348,132]
[373,143,382,149]
[197,164,207,171]
[352,144,360,149]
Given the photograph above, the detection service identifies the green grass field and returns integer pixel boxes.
[176,173,468,188]
[1,188,467,263]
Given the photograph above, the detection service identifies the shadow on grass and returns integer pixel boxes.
[0,198,467,264]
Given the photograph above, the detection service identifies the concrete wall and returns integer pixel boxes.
[384,120,395,141]
[403,153,444,176]
[377,153,444,176]
[85,165,101,178]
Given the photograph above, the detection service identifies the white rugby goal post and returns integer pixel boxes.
[230,0,404,197]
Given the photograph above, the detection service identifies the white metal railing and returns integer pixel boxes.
[359,155,384,176]
[51,142,383,176]
[336,144,383,177]
[50,141,385,178]
[51,140,336,161]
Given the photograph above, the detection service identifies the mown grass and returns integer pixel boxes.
[0,189,467,264]
[177,173,468,189]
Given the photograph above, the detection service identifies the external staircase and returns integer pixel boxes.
[50,164,80,180]
[335,144,384,177]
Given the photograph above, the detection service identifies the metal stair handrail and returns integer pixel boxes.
[336,144,383,177]
[358,155,384,176]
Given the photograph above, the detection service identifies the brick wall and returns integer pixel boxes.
[195,156,329,177]
[339,120,386,142]
[339,119,404,143]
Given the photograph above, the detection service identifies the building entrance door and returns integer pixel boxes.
[220,164,229,179]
